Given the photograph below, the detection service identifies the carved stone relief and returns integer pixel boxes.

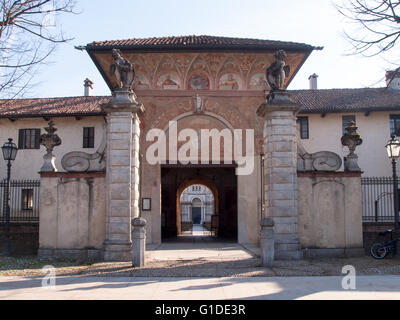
[61,125,106,172]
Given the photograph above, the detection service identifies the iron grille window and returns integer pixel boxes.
[18,129,40,149]
[296,116,309,139]
[21,189,34,210]
[342,115,356,135]
[390,115,400,136]
[83,127,95,148]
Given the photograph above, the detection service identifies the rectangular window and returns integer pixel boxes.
[21,189,34,210]
[342,115,356,135]
[18,129,40,149]
[390,115,400,136]
[296,116,309,139]
[83,127,95,148]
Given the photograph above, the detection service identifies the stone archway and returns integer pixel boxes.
[176,178,219,236]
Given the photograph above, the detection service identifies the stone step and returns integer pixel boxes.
[275,243,301,251]
[275,250,303,260]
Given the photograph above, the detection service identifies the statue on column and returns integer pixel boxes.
[110,48,135,91]
[266,50,290,91]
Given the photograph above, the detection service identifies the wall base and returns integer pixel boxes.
[102,242,132,261]
[275,250,303,260]
[303,247,365,259]
[38,248,102,261]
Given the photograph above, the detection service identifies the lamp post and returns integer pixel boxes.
[1,138,18,256]
[385,134,400,229]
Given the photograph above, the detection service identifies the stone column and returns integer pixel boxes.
[257,91,302,260]
[101,91,144,261]
[132,217,146,267]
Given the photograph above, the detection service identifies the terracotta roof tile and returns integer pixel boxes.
[86,35,318,51]
[0,96,109,118]
[291,88,400,114]
[1,88,400,119]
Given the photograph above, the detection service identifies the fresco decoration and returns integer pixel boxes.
[248,73,267,90]
[100,52,281,90]
[204,54,224,77]
[157,74,181,89]
[188,73,210,90]
[218,73,241,90]
[134,74,150,89]
[237,54,255,74]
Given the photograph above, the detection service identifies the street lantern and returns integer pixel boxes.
[1,138,18,256]
[1,138,18,161]
[386,134,400,229]
[385,134,400,159]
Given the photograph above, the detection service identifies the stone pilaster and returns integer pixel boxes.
[101,92,144,261]
[257,91,303,260]
[132,113,140,219]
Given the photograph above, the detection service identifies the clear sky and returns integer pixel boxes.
[26,0,400,98]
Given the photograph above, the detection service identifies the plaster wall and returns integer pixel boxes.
[300,111,400,177]
[38,174,106,257]
[298,172,363,251]
[0,116,105,180]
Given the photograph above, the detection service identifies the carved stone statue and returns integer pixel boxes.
[266,50,290,91]
[110,49,135,91]
[193,94,204,113]
[61,125,106,172]
[341,120,363,171]
[40,121,61,172]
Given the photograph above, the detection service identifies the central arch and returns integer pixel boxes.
[176,178,219,236]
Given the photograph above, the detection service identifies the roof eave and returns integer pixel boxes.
[0,111,106,119]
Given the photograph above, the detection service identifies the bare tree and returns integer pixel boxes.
[0,0,76,99]
[336,0,400,57]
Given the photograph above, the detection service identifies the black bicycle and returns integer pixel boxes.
[370,229,399,259]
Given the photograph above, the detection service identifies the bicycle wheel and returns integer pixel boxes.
[370,242,388,259]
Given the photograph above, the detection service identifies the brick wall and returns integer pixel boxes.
[363,222,399,255]
[0,223,39,256]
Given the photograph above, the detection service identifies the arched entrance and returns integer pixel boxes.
[177,181,218,236]
[191,198,202,224]
[161,165,237,241]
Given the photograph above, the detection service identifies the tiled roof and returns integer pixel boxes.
[86,35,318,52]
[1,87,400,119]
[0,96,109,118]
[291,88,400,114]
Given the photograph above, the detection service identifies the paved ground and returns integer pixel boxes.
[0,275,400,299]
[1,238,400,299]
[1,238,400,277]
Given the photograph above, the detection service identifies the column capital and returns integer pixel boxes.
[257,91,300,118]
[101,89,145,114]
[101,101,144,115]
[132,217,147,227]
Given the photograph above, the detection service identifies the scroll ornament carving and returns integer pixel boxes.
[297,132,342,172]
[61,126,106,172]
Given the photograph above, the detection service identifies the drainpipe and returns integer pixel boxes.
[260,152,265,221]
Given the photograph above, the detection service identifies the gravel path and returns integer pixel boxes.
[1,254,399,278]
